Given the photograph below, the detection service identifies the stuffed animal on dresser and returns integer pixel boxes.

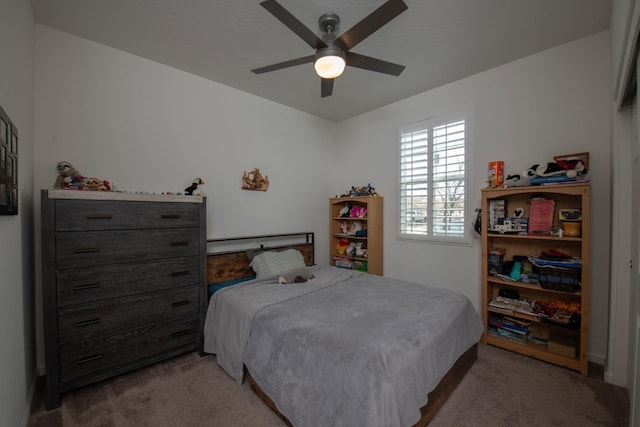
[54,161,87,190]
[185,178,205,195]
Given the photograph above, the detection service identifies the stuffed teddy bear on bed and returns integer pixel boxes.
[278,267,315,284]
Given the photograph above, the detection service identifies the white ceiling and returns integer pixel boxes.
[31,0,611,122]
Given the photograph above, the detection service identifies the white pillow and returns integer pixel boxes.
[249,249,306,279]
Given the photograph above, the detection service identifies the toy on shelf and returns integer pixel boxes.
[336,239,349,255]
[185,177,205,196]
[504,155,589,188]
[346,242,356,257]
[350,206,368,218]
[349,221,363,235]
[355,242,367,258]
[54,161,87,190]
[338,183,378,197]
[53,161,111,191]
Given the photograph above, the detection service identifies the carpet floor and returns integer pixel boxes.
[28,343,629,427]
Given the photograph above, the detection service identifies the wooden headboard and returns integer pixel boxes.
[206,232,315,284]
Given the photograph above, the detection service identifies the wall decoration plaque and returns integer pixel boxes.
[242,168,270,192]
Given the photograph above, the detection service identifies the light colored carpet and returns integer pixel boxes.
[28,344,628,427]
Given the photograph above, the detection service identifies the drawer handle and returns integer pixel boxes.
[77,354,103,365]
[73,248,100,254]
[73,283,101,291]
[170,241,189,247]
[172,300,190,308]
[161,214,181,219]
[172,329,192,337]
[75,318,101,327]
[170,271,190,277]
[86,214,112,220]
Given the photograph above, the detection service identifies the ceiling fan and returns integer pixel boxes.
[251,0,408,98]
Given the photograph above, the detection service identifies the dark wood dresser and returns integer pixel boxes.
[41,189,207,409]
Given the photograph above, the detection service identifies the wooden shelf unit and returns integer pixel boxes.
[480,183,590,376]
[329,196,383,276]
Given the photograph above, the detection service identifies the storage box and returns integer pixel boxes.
[537,265,580,292]
[353,260,368,272]
[547,334,577,358]
[333,256,352,269]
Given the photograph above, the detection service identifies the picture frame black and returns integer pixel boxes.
[0,104,17,215]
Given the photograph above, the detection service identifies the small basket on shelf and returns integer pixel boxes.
[537,265,581,292]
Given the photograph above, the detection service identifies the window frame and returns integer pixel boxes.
[397,107,472,245]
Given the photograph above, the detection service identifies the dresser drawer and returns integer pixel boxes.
[55,200,200,231]
[58,287,199,343]
[137,202,200,229]
[60,316,199,384]
[56,228,199,268]
[56,200,138,231]
[57,257,200,307]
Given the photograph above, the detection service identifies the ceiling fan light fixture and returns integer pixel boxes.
[314,47,346,79]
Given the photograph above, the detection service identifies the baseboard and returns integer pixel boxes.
[21,370,41,427]
[589,351,606,367]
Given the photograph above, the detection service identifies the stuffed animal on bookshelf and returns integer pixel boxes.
[346,242,356,257]
[503,173,531,188]
[336,239,349,255]
[349,221,363,234]
[529,158,587,179]
[350,206,368,218]
[339,203,352,217]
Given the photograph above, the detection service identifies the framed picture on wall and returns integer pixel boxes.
[0,145,5,179]
[0,104,17,215]
[0,184,6,207]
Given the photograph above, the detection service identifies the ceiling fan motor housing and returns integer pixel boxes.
[319,13,340,35]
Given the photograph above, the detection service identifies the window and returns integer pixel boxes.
[399,109,469,243]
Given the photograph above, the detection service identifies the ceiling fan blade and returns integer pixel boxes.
[252,55,315,74]
[345,52,405,76]
[335,0,408,51]
[260,0,327,49]
[321,78,334,98]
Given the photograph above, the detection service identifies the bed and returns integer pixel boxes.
[204,233,483,427]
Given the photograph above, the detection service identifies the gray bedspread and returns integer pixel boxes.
[204,265,483,427]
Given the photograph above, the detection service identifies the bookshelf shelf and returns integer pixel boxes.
[329,196,383,275]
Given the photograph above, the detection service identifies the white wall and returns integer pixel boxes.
[33,25,337,369]
[0,1,36,426]
[335,31,612,363]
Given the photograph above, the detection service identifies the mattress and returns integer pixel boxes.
[204,265,483,427]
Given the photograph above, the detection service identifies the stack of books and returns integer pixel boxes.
[488,295,536,316]
[488,314,532,344]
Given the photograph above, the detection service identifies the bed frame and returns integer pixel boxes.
[207,232,315,284]
[206,232,477,426]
